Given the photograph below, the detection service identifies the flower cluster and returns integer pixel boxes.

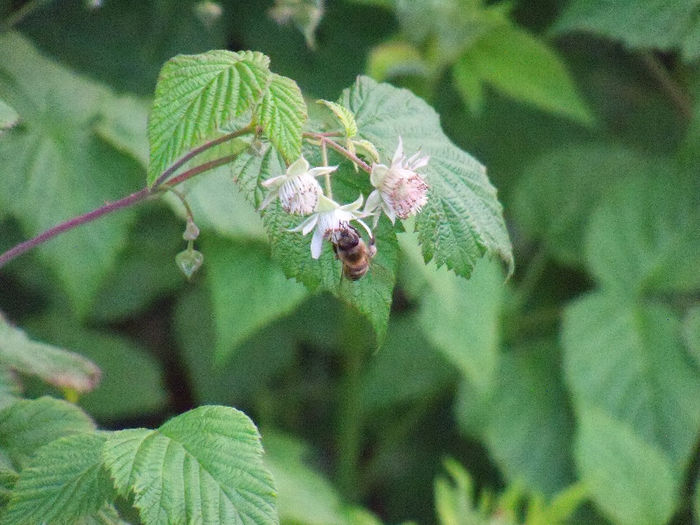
[260,137,429,259]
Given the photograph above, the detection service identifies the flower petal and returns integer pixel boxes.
[392,136,404,166]
[364,189,382,213]
[288,214,317,233]
[341,193,364,212]
[286,156,311,177]
[370,163,388,188]
[308,165,338,177]
[261,174,285,188]
[310,226,325,259]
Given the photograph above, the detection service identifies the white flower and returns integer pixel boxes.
[260,156,336,215]
[365,137,429,224]
[290,194,373,259]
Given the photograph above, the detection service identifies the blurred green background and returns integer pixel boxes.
[0,1,699,524]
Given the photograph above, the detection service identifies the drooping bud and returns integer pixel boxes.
[176,248,204,279]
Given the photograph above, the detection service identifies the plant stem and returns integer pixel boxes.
[0,154,239,268]
[304,132,372,173]
[320,140,333,199]
[641,53,693,120]
[1,0,51,32]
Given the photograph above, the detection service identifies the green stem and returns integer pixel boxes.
[320,140,333,199]
[162,187,195,222]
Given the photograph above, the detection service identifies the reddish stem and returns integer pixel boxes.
[304,132,372,173]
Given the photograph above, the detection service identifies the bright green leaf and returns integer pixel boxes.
[455,340,575,496]
[102,406,278,525]
[147,49,270,185]
[585,170,700,295]
[574,406,678,525]
[563,293,700,470]
[457,25,594,125]
[452,56,484,115]
[0,397,95,469]
[366,40,429,81]
[317,99,358,137]
[259,73,307,163]
[204,237,307,365]
[552,0,700,61]
[0,433,113,525]
[0,314,100,394]
[24,314,168,420]
[512,144,649,266]
[0,33,143,314]
[340,76,513,279]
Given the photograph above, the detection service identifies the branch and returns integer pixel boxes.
[303,132,372,173]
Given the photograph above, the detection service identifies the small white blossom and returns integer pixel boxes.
[290,194,373,259]
[260,156,336,215]
[365,137,429,225]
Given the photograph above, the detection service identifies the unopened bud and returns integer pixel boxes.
[176,249,204,279]
[183,219,200,241]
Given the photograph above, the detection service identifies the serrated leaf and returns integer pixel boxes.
[317,100,358,137]
[339,76,513,279]
[204,237,307,365]
[552,0,700,61]
[147,49,270,185]
[574,406,678,525]
[512,144,649,266]
[456,25,594,125]
[563,293,700,471]
[455,340,575,496]
[0,397,95,469]
[232,144,398,342]
[259,73,307,163]
[585,170,700,295]
[0,33,143,314]
[0,432,113,525]
[0,314,100,394]
[102,406,278,525]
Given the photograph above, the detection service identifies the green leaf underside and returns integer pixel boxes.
[204,237,307,365]
[456,25,593,125]
[231,143,397,342]
[147,50,270,185]
[552,0,700,60]
[563,293,700,471]
[584,170,700,295]
[339,76,513,279]
[102,406,277,525]
[317,99,358,137]
[0,315,100,394]
[574,406,678,525]
[0,433,112,525]
[259,73,307,163]
[0,33,143,314]
[0,397,95,470]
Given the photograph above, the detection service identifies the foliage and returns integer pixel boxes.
[1,1,699,524]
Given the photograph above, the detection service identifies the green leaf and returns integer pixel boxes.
[231,143,398,342]
[552,0,700,61]
[263,432,348,525]
[399,230,504,392]
[0,33,143,314]
[147,49,270,185]
[95,94,150,166]
[682,305,700,367]
[563,293,700,470]
[102,406,278,525]
[24,314,168,420]
[574,406,678,525]
[434,459,484,525]
[0,433,113,525]
[0,98,18,130]
[0,397,95,469]
[366,40,429,82]
[317,99,358,137]
[695,470,700,525]
[512,144,649,266]
[456,25,594,125]
[584,170,700,295]
[340,76,513,279]
[204,237,307,365]
[455,340,575,496]
[258,73,307,163]
[0,314,100,394]
[0,368,20,410]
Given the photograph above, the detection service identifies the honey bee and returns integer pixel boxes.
[332,225,377,281]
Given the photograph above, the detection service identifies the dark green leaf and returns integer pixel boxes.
[258,73,307,163]
[0,397,95,469]
[147,50,270,185]
[682,305,700,367]
[0,33,143,314]
[103,406,278,525]
[340,76,513,279]
[0,433,113,525]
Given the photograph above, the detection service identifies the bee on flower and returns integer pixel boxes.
[364,137,429,226]
[259,156,337,215]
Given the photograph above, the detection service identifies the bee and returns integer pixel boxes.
[331,225,377,281]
